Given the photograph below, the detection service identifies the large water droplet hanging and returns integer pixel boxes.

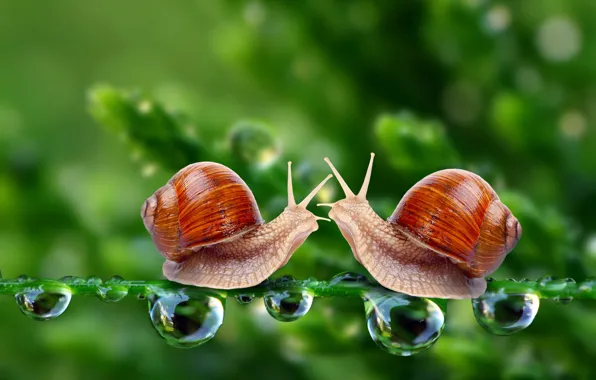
[15,285,72,321]
[363,290,445,356]
[472,292,539,335]
[263,289,314,322]
[148,292,225,348]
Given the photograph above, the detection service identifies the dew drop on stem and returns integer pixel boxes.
[15,285,72,321]
[472,292,539,335]
[96,276,129,303]
[552,295,573,305]
[86,276,103,286]
[329,272,372,287]
[16,275,32,283]
[59,276,86,285]
[235,294,255,305]
[148,292,225,348]
[362,290,445,356]
[97,285,129,302]
[263,289,314,322]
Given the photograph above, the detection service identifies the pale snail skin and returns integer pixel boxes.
[319,153,521,299]
[143,161,332,289]
[162,203,323,289]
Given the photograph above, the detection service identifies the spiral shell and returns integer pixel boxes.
[389,169,521,278]
[141,162,263,262]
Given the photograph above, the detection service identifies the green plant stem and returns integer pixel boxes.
[486,278,595,300]
[0,277,374,298]
[0,275,595,301]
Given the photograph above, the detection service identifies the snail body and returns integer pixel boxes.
[320,154,521,299]
[142,161,332,289]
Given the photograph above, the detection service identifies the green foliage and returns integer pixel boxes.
[88,85,206,170]
[374,112,460,173]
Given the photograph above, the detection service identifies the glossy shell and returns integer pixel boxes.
[388,169,521,278]
[141,162,264,262]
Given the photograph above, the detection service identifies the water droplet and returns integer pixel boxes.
[264,290,313,322]
[538,275,553,287]
[15,285,72,321]
[537,276,575,301]
[235,294,255,305]
[549,278,568,289]
[278,275,295,283]
[148,292,225,348]
[60,276,86,285]
[553,295,573,305]
[579,281,593,293]
[96,276,129,302]
[16,275,32,283]
[97,286,128,302]
[329,272,371,287]
[363,291,445,356]
[552,280,574,305]
[228,121,280,169]
[86,276,103,286]
[472,292,539,335]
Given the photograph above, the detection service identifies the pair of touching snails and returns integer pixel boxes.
[142,154,521,299]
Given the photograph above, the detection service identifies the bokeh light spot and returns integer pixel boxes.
[536,16,582,62]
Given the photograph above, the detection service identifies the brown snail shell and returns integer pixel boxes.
[141,162,263,263]
[389,169,521,278]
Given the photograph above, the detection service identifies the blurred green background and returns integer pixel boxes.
[2,0,596,379]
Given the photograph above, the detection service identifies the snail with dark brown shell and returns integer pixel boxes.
[142,161,332,289]
[319,153,521,299]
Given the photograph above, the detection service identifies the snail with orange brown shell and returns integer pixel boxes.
[142,161,332,289]
[320,153,521,299]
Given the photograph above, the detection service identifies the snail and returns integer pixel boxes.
[319,153,521,299]
[142,161,332,289]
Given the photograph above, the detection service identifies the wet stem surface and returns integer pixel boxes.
[1,273,591,356]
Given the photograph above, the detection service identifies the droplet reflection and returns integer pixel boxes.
[329,272,371,287]
[148,292,225,348]
[97,276,129,302]
[264,290,313,322]
[472,292,539,335]
[235,294,255,305]
[363,291,444,356]
[15,285,72,321]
